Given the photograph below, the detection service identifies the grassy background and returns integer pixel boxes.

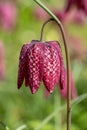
[0,0,87,130]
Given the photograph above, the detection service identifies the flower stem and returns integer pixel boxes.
[40,18,53,41]
[33,0,71,130]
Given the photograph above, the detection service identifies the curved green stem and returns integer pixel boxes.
[33,0,71,130]
[40,18,53,41]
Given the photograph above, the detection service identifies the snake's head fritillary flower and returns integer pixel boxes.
[0,1,17,31]
[17,40,65,94]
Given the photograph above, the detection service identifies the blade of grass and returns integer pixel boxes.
[34,105,66,130]
[71,93,87,110]
[16,125,27,130]
[34,93,87,130]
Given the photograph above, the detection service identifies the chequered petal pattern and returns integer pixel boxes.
[26,42,43,94]
[43,42,60,93]
[17,40,65,94]
[48,41,65,89]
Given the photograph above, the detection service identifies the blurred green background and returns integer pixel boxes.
[0,0,87,130]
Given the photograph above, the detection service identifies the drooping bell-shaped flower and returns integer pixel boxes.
[17,40,65,94]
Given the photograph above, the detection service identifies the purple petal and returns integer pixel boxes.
[26,42,43,94]
[43,42,60,93]
[17,44,29,89]
[49,41,65,89]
